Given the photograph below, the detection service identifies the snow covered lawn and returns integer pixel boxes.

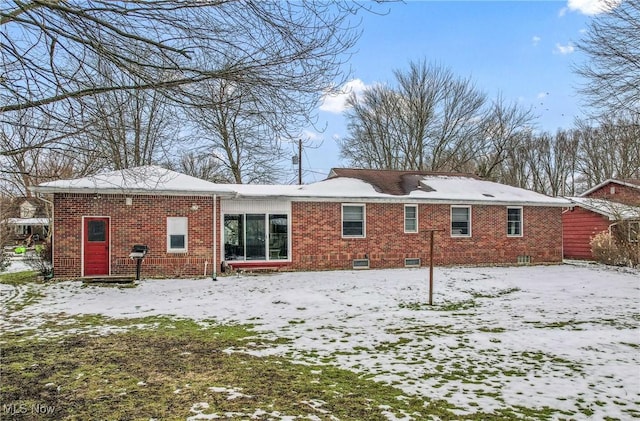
[2,262,639,419]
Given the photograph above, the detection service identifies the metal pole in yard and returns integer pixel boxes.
[425,228,444,306]
[429,229,434,306]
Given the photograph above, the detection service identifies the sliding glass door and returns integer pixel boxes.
[224,213,288,261]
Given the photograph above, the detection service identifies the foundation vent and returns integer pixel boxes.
[352,259,370,269]
[517,255,532,265]
[404,258,421,268]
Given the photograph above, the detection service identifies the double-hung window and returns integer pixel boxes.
[342,204,365,237]
[405,205,418,233]
[451,206,471,237]
[167,217,188,253]
[507,207,523,237]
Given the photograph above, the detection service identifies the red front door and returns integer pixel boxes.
[84,217,110,276]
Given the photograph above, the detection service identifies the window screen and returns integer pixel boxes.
[167,217,188,252]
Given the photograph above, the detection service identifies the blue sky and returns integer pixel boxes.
[292,0,608,183]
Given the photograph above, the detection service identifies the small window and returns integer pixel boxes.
[167,217,188,253]
[352,259,370,269]
[88,220,106,242]
[405,205,418,233]
[405,258,421,267]
[342,204,365,238]
[451,206,471,237]
[507,207,523,237]
[630,221,639,243]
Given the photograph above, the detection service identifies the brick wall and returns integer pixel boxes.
[53,194,218,278]
[53,194,563,278]
[290,202,563,270]
[585,182,640,206]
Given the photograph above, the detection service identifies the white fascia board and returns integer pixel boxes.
[579,179,640,197]
[30,185,236,197]
[234,194,571,207]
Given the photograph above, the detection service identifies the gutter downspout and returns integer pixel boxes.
[212,194,217,281]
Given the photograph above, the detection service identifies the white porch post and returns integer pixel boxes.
[212,194,217,281]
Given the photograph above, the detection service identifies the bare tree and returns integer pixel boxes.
[185,79,286,183]
[0,108,99,196]
[576,113,640,186]
[169,152,228,183]
[340,84,407,169]
[340,60,535,176]
[1,1,368,157]
[575,0,640,117]
[75,58,179,170]
[341,61,488,171]
[523,130,580,196]
[475,95,535,180]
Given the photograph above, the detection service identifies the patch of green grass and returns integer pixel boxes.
[387,324,467,338]
[375,337,412,352]
[469,287,521,299]
[1,317,472,420]
[0,270,45,312]
[0,270,38,286]
[433,300,478,312]
[524,319,589,330]
[1,315,570,420]
[478,327,506,333]
[399,299,478,312]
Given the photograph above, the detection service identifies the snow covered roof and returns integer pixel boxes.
[31,166,570,206]
[579,179,640,197]
[567,197,640,220]
[4,218,50,225]
[31,166,235,196]
[233,169,570,206]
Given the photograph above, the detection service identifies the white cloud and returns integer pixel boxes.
[301,129,323,143]
[537,92,549,99]
[566,0,620,15]
[319,79,368,114]
[554,43,575,55]
[532,36,542,46]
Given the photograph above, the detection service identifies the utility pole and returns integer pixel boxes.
[298,138,302,185]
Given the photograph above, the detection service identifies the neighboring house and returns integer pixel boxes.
[1,197,50,245]
[31,166,569,279]
[563,179,640,260]
[578,179,640,207]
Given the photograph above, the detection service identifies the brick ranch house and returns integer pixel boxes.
[563,179,640,260]
[32,166,570,279]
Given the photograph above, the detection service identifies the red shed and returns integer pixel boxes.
[563,197,640,260]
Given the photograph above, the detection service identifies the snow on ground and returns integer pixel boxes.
[2,262,639,419]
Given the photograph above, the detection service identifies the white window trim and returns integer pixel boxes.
[404,204,419,234]
[450,205,472,238]
[630,221,640,243]
[507,206,524,238]
[342,204,366,238]
[221,212,292,262]
[167,216,188,253]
